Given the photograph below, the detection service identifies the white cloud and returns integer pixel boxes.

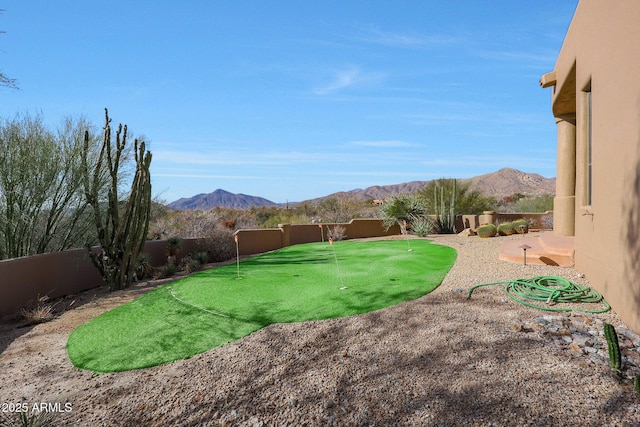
[352,25,461,49]
[474,49,556,69]
[313,66,384,95]
[331,170,429,178]
[347,140,419,148]
[313,67,361,95]
[153,173,263,180]
[153,149,324,166]
[408,110,546,127]
[420,155,556,173]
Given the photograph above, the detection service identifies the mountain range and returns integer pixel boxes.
[168,189,278,210]
[167,168,556,210]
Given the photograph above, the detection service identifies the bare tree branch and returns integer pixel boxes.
[0,9,18,89]
[0,72,17,89]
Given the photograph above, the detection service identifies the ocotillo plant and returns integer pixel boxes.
[433,179,456,233]
[82,109,152,291]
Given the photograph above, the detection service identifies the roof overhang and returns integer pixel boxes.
[540,71,557,88]
[552,62,576,119]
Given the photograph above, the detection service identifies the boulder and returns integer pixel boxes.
[457,228,476,237]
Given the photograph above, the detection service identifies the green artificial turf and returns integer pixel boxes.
[67,239,456,372]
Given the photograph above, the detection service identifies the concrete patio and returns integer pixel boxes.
[499,231,575,267]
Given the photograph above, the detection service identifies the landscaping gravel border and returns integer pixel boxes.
[1,234,639,426]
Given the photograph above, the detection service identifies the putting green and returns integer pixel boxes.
[67,239,456,372]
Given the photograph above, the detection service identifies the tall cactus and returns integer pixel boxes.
[82,109,152,291]
[434,179,457,233]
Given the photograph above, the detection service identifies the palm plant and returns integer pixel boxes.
[379,194,429,231]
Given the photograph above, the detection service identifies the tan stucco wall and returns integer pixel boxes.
[0,239,207,316]
[458,213,552,231]
[0,219,401,316]
[548,1,640,332]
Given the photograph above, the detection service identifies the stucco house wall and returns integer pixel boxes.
[543,1,640,332]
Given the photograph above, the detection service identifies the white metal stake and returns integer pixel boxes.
[329,238,346,289]
[235,234,241,279]
[403,220,413,252]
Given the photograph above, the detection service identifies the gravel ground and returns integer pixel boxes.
[1,234,640,426]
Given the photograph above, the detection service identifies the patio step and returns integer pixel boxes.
[498,231,575,267]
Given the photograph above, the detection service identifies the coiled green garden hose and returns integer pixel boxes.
[467,275,611,313]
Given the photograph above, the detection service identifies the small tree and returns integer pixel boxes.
[82,109,152,291]
[0,114,102,259]
[513,194,554,213]
[316,194,363,223]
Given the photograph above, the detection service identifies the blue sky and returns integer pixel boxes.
[0,1,578,204]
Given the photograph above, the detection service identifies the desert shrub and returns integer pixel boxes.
[148,208,222,240]
[513,194,554,213]
[176,254,203,273]
[166,236,183,266]
[196,226,235,262]
[221,220,236,229]
[177,254,192,272]
[477,224,497,238]
[0,404,56,426]
[20,295,55,326]
[261,212,310,229]
[135,253,154,279]
[193,251,209,265]
[540,213,554,230]
[327,225,347,241]
[411,217,433,237]
[185,259,201,274]
[166,236,183,256]
[497,222,515,236]
[155,264,176,279]
[316,194,363,223]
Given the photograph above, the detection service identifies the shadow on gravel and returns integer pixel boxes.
[0,318,37,356]
[1,258,239,357]
[56,285,637,426]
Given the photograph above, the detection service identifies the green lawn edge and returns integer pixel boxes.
[67,239,456,372]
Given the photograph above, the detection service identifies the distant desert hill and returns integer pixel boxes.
[167,168,555,210]
[168,189,277,210]
[465,168,556,199]
[304,168,555,204]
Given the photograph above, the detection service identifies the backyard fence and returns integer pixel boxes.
[0,219,400,315]
[0,213,551,316]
